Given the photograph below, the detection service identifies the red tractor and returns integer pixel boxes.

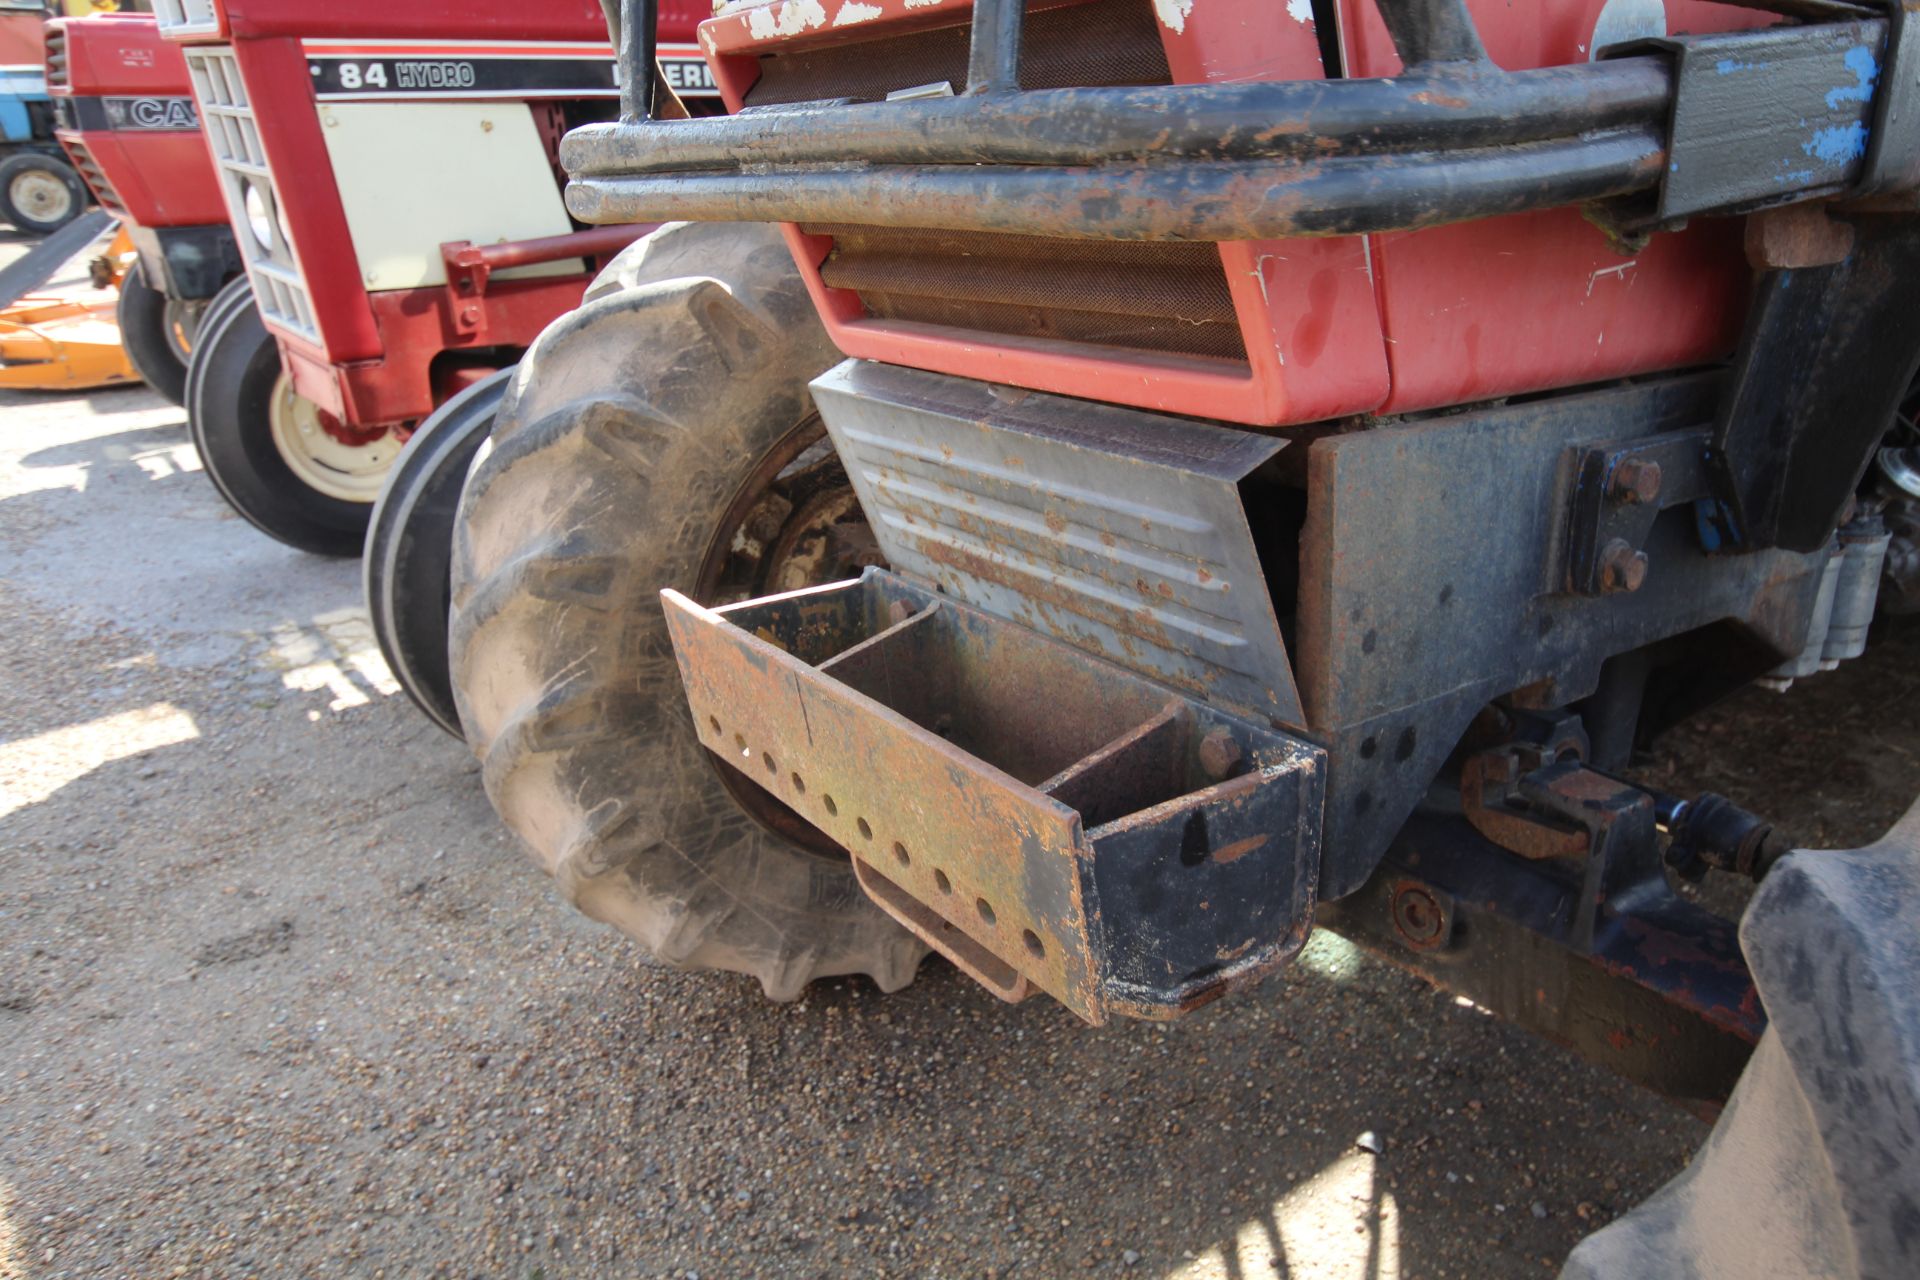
[151,0,714,731]
[150,0,712,551]
[445,0,1920,1270]
[48,11,237,405]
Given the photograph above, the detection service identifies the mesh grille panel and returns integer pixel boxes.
[758,0,1245,368]
[815,225,1246,361]
[747,0,1169,106]
[186,46,320,344]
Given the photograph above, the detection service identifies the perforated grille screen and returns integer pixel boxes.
[746,0,1170,105]
[813,225,1247,362]
[752,0,1247,368]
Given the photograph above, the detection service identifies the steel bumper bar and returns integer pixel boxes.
[572,0,1906,241]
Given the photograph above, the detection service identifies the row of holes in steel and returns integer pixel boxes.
[711,714,1048,960]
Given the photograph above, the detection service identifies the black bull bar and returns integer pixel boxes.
[570,0,1920,241]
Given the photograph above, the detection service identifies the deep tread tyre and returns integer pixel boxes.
[448,222,926,1000]
[365,366,512,738]
[116,260,189,406]
[186,276,394,556]
[0,153,86,234]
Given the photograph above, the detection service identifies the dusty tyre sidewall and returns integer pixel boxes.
[116,260,189,406]
[186,277,368,557]
[365,367,512,739]
[448,222,925,999]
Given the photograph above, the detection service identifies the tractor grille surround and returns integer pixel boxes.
[752,0,1249,369]
[62,138,124,216]
[185,46,320,343]
[43,26,66,90]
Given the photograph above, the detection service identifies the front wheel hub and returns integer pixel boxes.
[266,374,397,503]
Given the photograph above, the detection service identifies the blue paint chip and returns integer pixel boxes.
[1825,45,1878,109]
[1804,121,1870,164]
[1715,58,1761,75]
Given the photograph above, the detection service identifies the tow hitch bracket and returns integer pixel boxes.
[662,569,1326,1024]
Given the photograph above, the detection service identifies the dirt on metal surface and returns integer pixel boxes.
[3,264,1920,1272]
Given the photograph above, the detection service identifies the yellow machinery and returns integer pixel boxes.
[0,216,140,390]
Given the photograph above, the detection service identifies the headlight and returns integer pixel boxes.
[243,181,277,251]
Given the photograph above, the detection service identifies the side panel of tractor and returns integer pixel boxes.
[48,14,235,305]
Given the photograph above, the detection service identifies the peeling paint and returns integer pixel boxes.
[903,0,944,7]
[1804,121,1869,165]
[1285,0,1313,24]
[1826,45,1878,110]
[1153,0,1194,35]
[746,0,828,40]
[833,0,882,24]
[1585,260,1636,297]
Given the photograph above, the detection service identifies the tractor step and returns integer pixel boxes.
[662,568,1325,1024]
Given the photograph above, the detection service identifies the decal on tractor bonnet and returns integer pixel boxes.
[302,42,719,100]
[658,57,718,96]
[54,95,199,132]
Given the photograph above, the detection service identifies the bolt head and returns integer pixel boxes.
[1198,727,1244,781]
[1610,458,1663,505]
[1599,539,1649,593]
[1390,882,1448,950]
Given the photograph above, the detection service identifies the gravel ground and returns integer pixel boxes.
[2,232,1917,1278]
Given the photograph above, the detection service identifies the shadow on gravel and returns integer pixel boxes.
[0,383,157,419]
[11,416,192,478]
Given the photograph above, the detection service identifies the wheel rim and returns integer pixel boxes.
[9,169,71,225]
[694,417,886,858]
[266,374,397,503]
[163,298,197,363]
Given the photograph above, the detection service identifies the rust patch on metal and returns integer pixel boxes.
[1211,833,1269,864]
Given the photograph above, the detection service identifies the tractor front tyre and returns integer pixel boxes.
[186,276,399,556]
[447,222,926,1000]
[117,260,193,406]
[366,366,513,738]
[0,153,86,235]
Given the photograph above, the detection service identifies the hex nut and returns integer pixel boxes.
[1610,458,1662,506]
[1599,539,1649,594]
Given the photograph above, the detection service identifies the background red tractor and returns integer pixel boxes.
[48,11,237,404]
[150,0,716,732]
[152,0,713,557]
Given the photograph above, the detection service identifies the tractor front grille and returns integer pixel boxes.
[62,138,123,216]
[184,45,319,343]
[152,0,219,39]
[44,26,66,90]
[813,225,1247,362]
[752,0,1248,370]
[746,0,1170,106]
